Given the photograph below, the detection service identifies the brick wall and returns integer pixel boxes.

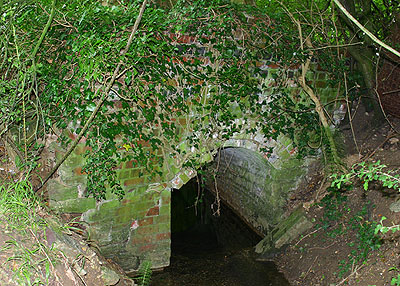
[45,57,342,272]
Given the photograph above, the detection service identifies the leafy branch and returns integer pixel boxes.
[35,0,148,193]
[331,160,400,191]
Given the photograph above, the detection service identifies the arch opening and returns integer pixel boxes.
[152,158,290,285]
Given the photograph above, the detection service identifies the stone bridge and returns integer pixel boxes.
[45,64,341,273]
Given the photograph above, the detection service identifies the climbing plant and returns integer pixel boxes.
[1,0,343,199]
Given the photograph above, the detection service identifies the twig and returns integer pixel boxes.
[303,256,318,279]
[344,72,360,156]
[29,229,55,270]
[309,241,336,250]
[279,1,343,167]
[361,133,396,161]
[332,0,400,58]
[31,0,56,62]
[382,89,400,95]
[295,228,321,246]
[34,0,148,193]
[335,263,364,285]
[5,134,26,165]
[310,41,364,51]
[374,47,400,134]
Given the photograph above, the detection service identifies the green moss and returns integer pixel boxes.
[50,198,95,213]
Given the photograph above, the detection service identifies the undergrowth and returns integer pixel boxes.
[0,179,56,285]
[135,260,152,286]
[316,187,381,279]
[326,160,400,281]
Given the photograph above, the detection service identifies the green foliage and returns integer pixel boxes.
[374,216,400,235]
[316,188,381,278]
[0,179,54,285]
[328,160,400,278]
[1,0,345,199]
[135,260,152,286]
[391,273,400,286]
[331,160,400,192]
[0,178,41,230]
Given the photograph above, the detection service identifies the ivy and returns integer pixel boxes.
[1,0,344,199]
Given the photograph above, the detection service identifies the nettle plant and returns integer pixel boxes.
[1,0,344,200]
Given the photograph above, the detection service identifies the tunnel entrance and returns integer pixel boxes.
[152,177,290,286]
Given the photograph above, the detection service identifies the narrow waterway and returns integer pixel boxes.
[151,180,290,286]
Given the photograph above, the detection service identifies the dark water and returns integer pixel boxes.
[151,184,290,286]
[151,228,290,286]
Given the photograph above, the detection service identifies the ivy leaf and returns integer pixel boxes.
[125,71,132,86]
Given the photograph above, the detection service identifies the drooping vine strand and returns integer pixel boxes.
[34,0,148,193]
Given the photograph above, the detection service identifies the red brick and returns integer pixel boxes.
[146,206,160,217]
[139,244,156,252]
[131,236,152,245]
[162,196,171,204]
[137,225,158,235]
[138,217,153,226]
[156,232,171,241]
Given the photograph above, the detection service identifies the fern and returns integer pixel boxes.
[135,261,152,286]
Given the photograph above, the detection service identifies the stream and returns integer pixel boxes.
[151,229,290,286]
[151,183,290,286]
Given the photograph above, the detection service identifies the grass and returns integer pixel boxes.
[0,178,57,285]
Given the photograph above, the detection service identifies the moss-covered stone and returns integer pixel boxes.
[50,198,96,213]
[254,205,313,258]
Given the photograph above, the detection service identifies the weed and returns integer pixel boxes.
[331,160,400,192]
[0,179,58,285]
[316,188,381,278]
[374,216,400,235]
[315,187,348,235]
[135,260,152,286]
[336,205,381,278]
[392,274,400,286]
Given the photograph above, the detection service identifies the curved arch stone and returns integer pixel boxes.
[204,147,308,236]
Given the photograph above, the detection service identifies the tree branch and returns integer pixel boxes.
[333,0,400,58]
[35,0,148,193]
[31,0,56,62]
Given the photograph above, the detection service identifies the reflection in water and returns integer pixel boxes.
[152,181,290,286]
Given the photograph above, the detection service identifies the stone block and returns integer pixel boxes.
[254,205,313,259]
[146,206,160,216]
[50,198,96,213]
[156,232,170,241]
[47,179,78,201]
[138,217,153,226]
[136,225,158,235]
[63,153,85,169]
[73,144,88,156]
[179,172,190,184]
[99,200,121,212]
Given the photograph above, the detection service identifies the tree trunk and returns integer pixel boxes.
[347,45,384,121]
[337,0,384,122]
